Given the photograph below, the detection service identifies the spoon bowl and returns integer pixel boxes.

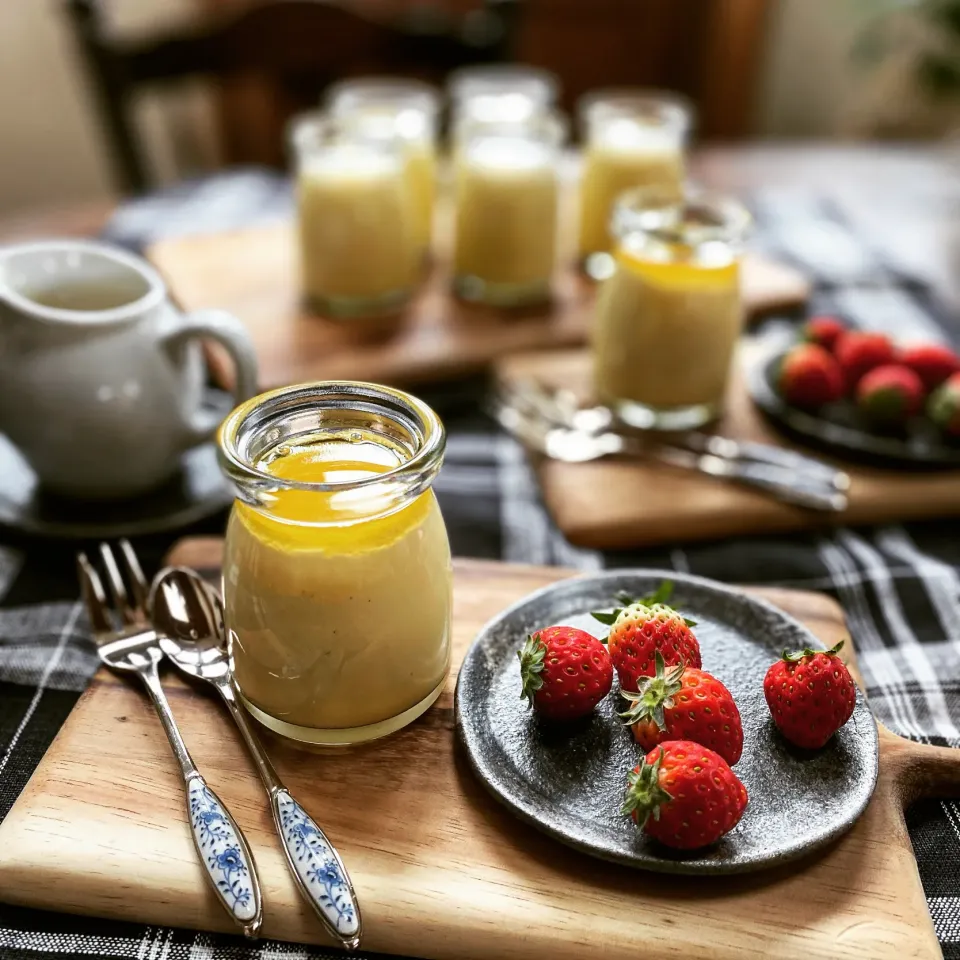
[152,566,231,683]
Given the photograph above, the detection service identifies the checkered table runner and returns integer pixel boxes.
[2,171,960,958]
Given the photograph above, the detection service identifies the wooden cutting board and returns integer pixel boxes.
[145,206,808,390]
[496,347,960,549]
[0,540,958,960]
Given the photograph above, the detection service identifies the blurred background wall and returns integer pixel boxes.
[0,0,955,216]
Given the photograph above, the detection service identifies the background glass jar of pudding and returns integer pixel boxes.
[218,381,452,746]
[326,78,440,262]
[592,185,751,430]
[452,110,566,307]
[578,91,693,279]
[289,114,419,318]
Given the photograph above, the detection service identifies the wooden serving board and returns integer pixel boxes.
[496,347,960,549]
[0,542,958,959]
[146,209,808,391]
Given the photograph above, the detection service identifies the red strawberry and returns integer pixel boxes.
[622,741,748,850]
[592,581,701,693]
[763,640,857,749]
[835,331,896,392]
[803,315,847,352]
[620,652,743,765]
[900,343,960,392]
[777,343,843,408]
[928,371,960,437]
[856,364,924,426]
[518,626,613,720]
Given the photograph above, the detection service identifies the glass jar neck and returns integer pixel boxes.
[457,109,567,153]
[288,112,406,167]
[580,93,691,147]
[611,186,750,266]
[217,382,445,525]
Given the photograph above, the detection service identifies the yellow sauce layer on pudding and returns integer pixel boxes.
[224,437,452,734]
[592,250,742,411]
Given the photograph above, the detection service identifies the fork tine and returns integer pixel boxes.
[99,543,137,625]
[118,539,149,616]
[76,552,114,635]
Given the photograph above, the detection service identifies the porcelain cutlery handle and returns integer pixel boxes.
[137,667,262,938]
[217,681,362,950]
[270,789,362,951]
[184,774,263,938]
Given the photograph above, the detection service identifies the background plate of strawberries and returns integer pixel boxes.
[749,317,960,467]
[455,571,878,875]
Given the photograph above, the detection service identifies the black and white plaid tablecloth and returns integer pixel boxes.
[2,171,960,959]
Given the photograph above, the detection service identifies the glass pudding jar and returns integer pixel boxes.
[326,78,441,261]
[290,114,419,318]
[578,91,692,279]
[217,382,452,746]
[452,110,566,307]
[592,186,751,430]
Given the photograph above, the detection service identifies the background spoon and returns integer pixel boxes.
[150,566,362,951]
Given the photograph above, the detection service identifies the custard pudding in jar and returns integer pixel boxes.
[326,78,441,261]
[452,110,566,307]
[218,382,452,746]
[578,91,692,278]
[290,115,418,318]
[593,186,751,430]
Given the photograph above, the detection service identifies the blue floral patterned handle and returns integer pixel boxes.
[272,790,361,946]
[187,776,262,937]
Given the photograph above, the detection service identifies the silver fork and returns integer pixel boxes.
[489,395,848,512]
[77,541,263,939]
[501,377,850,492]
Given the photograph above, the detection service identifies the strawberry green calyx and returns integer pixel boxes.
[518,634,547,707]
[621,750,673,827]
[928,377,960,432]
[619,651,685,729]
[590,580,697,628]
[780,639,845,663]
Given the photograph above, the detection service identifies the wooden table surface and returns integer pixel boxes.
[3,145,956,312]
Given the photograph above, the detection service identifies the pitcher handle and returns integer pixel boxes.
[161,309,259,445]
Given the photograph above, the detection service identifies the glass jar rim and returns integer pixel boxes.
[217,381,446,495]
[578,88,693,133]
[611,183,752,246]
[287,110,408,159]
[325,77,442,117]
[447,64,560,105]
[455,106,568,147]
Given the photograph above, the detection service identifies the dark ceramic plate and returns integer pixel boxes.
[455,570,879,875]
[749,349,960,468]
[0,389,233,539]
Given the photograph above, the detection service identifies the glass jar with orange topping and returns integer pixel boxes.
[592,186,751,430]
[217,382,452,746]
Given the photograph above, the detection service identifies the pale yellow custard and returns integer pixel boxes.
[224,437,452,743]
[296,144,418,312]
[403,140,438,256]
[453,136,558,300]
[593,251,742,414]
[578,122,684,258]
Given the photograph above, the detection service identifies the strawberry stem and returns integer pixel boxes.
[517,634,547,707]
[781,638,846,663]
[621,749,673,828]
[619,651,685,730]
[590,580,697,628]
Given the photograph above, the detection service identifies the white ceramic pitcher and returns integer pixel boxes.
[0,239,259,500]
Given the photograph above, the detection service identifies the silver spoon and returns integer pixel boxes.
[150,567,362,952]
